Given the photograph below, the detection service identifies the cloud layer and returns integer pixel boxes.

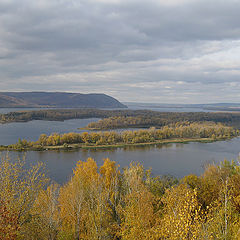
[1,0,240,103]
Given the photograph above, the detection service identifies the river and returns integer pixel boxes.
[2,137,240,184]
[0,118,100,145]
[0,107,240,184]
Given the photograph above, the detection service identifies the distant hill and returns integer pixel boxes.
[0,92,127,108]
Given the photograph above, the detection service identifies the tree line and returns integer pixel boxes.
[7,122,239,150]
[2,154,240,239]
[85,113,240,130]
[85,116,169,129]
[2,109,240,128]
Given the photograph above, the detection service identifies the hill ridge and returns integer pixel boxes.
[0,92,127,108]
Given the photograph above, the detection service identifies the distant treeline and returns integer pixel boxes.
[2,154,240,239]
[6,122,238,150]
[85,116,194,129]
[85,116,171,129]
[2,108,240,128]
[86,113,240,130]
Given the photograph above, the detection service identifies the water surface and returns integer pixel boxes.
[0,118,99,145]
[1,107,239,184]
[2,137,240,184]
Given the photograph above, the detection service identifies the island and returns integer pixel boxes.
[2,109,240,128]
[1,122,238,151]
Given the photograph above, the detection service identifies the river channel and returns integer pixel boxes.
[1,108,240,184]
[1,137,240,184]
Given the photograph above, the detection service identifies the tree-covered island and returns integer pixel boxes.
[1,122,238,151]
[2,109,240,128]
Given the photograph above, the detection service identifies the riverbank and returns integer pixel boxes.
[0,136,234,152]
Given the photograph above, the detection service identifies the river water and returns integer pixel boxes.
[0,118,100,145]
[1,107,240,184]
[2,137,240,184]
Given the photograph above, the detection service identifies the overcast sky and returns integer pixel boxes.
[1,0,240,103]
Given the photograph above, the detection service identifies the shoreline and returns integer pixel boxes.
[0,137,234,152]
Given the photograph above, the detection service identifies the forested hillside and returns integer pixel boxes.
[0,92,126,108]
[2,155,240,239]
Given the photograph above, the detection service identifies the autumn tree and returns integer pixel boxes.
[58,158,114,239]
[159,184,203,240]
[26,183,61,240]
[118,163,159,239]
[0,154,48,238]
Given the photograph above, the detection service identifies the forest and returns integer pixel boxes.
[84,113,240,130]
[84,116,171,129]
[2,109,240,128]
[5,122,239,151]
[2,154,240,240]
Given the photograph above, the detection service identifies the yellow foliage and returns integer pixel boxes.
[159,184,203,240]
[3,154,240,239]
[0,154,47,238]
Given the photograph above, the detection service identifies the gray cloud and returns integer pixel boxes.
[1,0,240,103]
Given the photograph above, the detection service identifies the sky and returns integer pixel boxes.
[1,0,240,103]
